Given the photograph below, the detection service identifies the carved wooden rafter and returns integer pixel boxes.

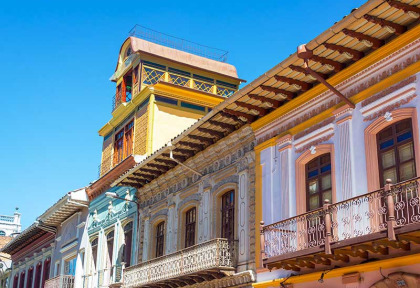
[234,101,267,116]
[342,29,384,49]
[188,134,215,145]
[178,141,205,150]
[324,43,364,61]
[197,127,225,138]
[386,0,420,14]
[248,94,281,108]
[147,163,170,171]
[133,172,154,181]
[140,168,161,176]
[310,55,345,72]
[364,14,406,35]
[154,158,177,166]
[260,85,295,99]
[223,109,255,123]
[289,64,328,79]
[274,75,312,91]
[208,120,237,131]
[173,148,195,157]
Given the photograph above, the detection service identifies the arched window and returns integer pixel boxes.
[18,272,25,288]
[377,119,416,185]
[185,208,196,248]
[155,222,165,257]
[0,231,5,236]
[33,262,42,288]
[122,222,133,267]
[305,153,332,211]
[221,191,235,241]
[106,231,115,267]
[41,258,51,288]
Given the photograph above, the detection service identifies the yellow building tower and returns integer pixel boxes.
[98,26,244,177]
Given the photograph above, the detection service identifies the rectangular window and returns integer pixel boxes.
[122,222,133,267]
[107,231,114,267]
[221,191,235,241]
[64,257,77,276]
[155,95,178,106]
[185,208,196,248]
[113,120,134,166]
[155,222,165,258]
[91,239,98,270]
[180,102,206,112]
[305,153,332,211]
[377,119,416,185]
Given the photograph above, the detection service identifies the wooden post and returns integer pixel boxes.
[259,221,266,268]
[323,199,332,254]
[385,179,396,241]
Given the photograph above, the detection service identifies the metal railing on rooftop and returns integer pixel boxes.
[128,25,229,62]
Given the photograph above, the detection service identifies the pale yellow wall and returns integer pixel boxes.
[151,103,202,153]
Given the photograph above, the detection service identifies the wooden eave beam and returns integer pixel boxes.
[133,172,154,181]
[248,94,281,108]
[364,15,406,35]
[197,127,225,138]
[178,141,205,150]
[289,65,328,79]
[141,168,162,176]
[154,158,177,166]
[147,163,169,171]
[386,0,420,14]
[162,153,186,162]
[310,55,345,72]
[274,75,312,91]
[342,29,384,49]
[219,111,245,123]
[188,134,214,145]
[324,43,364,60]
[208,120,237,131]
[234,101,267,116]
[121,181,143,189]
[173,148,195,157]
[223,109,255,123]
[260,85,295,99]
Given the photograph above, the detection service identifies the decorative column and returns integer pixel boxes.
[198,178,211,243]
[142,217,150,262]
[165,201,176,255]
[277,135,293,220]
[334,105,355,201]
[237,166,249,268]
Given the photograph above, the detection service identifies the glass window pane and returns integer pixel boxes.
[400,161,416,181]
[379,127,393,140]
[308,170,318,178]
[396,120,411,133]
[397,131,412,142]
[322,174,331,190]
[321,164,331,173]
[322,190,332,203]
[383,168,397,185]
[380,139,394,150]
[381,150,396,169]
[398,142,414,162]
[309,196,319,210]
[308,180,318,194]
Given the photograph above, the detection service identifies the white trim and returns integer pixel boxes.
[59,240,79,253]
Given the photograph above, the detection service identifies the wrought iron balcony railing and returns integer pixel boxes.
[141,65,237,98]
[112,90,133,112]
[44,275,75,288]
[261,177,420,268]
[123,238,235,288]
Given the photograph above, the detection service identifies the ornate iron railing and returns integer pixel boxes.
[141,65,236,98]
[262,177,420,260]
[123,238,235,288]
[112,90,133,112]
[128,25,229,62]
[44,275,75,288]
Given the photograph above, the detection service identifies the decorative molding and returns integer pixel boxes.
[363,93,416,122]
[294,117,335,141]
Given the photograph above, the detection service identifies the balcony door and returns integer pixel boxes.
[306,153,332,211]
[64,257,77,276]
[221,191,235,241]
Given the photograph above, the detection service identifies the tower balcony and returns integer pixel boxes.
[261,177,420,273]
[44,275,75,288]
[123,238,236,288]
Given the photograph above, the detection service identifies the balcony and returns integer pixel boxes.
[45,275,74,288]
[141,65,236,98]
[261,177,420,272]
[123,238,236,288]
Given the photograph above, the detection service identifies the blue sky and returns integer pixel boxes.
[0,0,366,229]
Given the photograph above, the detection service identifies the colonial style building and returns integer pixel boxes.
[2,189,88,288]
[83,28,246,288]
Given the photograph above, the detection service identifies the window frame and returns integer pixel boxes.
[305,153,332,212]
[122,222,133,267]
[155,221,165,258]
[184,207,197,248]
[221,190,235,241]
[113,120,134,166]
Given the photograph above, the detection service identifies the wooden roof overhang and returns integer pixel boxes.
[113,0,420,196]
[0,224,48,255]
[87,156,136,200]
